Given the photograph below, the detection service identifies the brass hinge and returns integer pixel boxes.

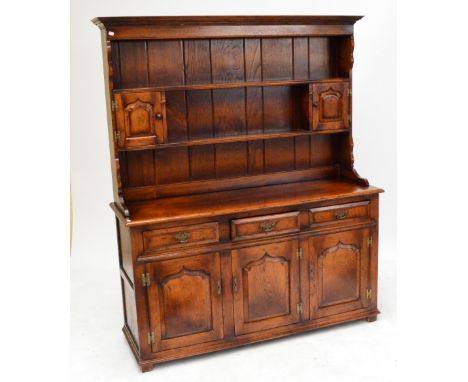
[141,273,151,287]
[297,302,303,314]
[348,87,352,96]
[114,130,121,143]
[366,289,372,300]
[368,236,373,247]
[297,247,303,259]
[147,332,155,345]
[111,100,117,111]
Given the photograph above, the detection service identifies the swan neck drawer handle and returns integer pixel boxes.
[174,232,190,243]
[260,222,276,232]
[335,211,347,220]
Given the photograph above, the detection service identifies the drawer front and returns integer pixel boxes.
[309,201,369,226]
[143,222,219,252]
[231,211,300,241]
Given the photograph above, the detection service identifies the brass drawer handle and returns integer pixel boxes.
[233,277,238,293]
[174,232,190,243]
[216,280,222,295]
[260,221,276,232]
[335,211,347,220]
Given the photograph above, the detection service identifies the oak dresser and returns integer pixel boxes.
[93,15,383,372]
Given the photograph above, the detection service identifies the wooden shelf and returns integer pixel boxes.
[118,129,350,151]
[113,78,349,93]
[115,179,383,227]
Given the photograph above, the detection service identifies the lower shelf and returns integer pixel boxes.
[119,179,383,227]
[124,308,380,372]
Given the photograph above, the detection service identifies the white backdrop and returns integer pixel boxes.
[71,1,396,381]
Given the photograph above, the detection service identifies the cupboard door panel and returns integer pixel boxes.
[232,240,300,335]
[311,80,350,131]
[114,91,167,148]
[146,253,223,351]
[309,228,370,318]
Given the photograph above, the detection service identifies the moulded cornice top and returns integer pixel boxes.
[92,15,364,29]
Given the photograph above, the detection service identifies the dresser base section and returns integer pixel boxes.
[123,308,380,372]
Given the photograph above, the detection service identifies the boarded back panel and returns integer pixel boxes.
[118,41,149,88]
[148,40,185,86]
[261,38,293,80]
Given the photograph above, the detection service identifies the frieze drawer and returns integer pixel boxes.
[143,222,219,252]
[309,201,370,226]
[231,211,300,241]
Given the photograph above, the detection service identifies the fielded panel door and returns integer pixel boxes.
[309,228,370,318]
[145,253,224,352]
[231,240,301,336]
[114,91,167,148]
[311,80,350,131]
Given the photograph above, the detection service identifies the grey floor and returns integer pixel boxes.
[71,257,396,382]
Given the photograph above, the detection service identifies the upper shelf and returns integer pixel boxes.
[113,78,349,93]
[113,78,351,151]
[119,128,350,151]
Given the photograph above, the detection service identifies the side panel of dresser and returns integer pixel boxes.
[98,30,129,218]
[117,220,174,363]
[368,194,380,318]
[116,218,139,350]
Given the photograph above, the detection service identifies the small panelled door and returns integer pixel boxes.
[309,228,370,318]
[145,253,224,352]
[310,80,350,131]
[231,240,301,336]
[113,91,167,148]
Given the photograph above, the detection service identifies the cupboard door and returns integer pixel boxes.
[311,80,349,131]
[146,253,223,351]
[310,228,370,318]
[231,240,301,335]
[114,91,167,148]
